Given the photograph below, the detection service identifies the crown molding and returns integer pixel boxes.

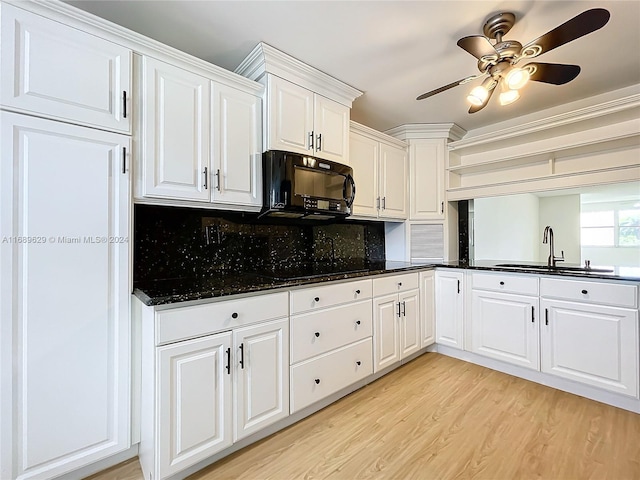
[350,121,408,148]
[449,93,640,151]
[384,123,466,142]
[235,42,363,108]
[5,0,263,95]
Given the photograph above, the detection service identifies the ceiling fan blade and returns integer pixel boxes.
[416,74,482,100]
[526,62,581,85]
[457,35,498,60]
[522,8,610,57]
[468,84,495,114]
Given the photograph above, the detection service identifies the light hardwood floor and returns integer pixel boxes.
[87,353,640,480]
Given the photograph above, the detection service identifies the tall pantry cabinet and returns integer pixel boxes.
[1,3,132,479]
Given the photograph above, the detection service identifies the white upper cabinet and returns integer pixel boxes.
[312,94,350,162]
[1,3,131,133]
[268,76,314,153]
[410,139,445,220]
[350,122,408,221]
[139,56,211,202]
[1,112,131,480]
[136,55,263,209]
[266,75,349,163]
[211,83,262,207]
[379,142,408,219]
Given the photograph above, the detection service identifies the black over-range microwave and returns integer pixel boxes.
[261,150,355,219]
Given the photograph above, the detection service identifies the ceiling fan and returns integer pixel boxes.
[416,8,610,113]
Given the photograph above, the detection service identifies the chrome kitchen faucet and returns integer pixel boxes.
[542,226,565,267]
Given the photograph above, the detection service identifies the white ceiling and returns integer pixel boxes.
[66,0,640,133]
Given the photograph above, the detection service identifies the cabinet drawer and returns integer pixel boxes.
[373,273,419,297]
[290,279,372,314]
[290,338,372,413]
[156,291,289,345]
[291,300,373,363]
[472,272,539,296]
[540,278,638,308]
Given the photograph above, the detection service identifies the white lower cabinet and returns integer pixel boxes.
[157,332,233,477]
[289,279,374,413]
[138,292,289,480]
[420,271,436,347]
[233,319,289,441]
[435,270,464,349]
[373,273,420,372]
[1,112,131,480]
[470,273,540,370]
[540,277,638,398]
[541,299,638,397]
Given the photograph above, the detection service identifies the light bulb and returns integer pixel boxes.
[505,68,530,90]
[499,89,520,105]
[467,86,489,106]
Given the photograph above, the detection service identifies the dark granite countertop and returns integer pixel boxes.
[133,261,428,306]
[134,259,639,307]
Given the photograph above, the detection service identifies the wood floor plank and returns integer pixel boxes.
[86,353,640,480]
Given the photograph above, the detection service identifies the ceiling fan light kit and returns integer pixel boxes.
[416,8,611,114]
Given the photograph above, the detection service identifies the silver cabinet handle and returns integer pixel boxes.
[441,201,444,214]
[376,197,380,210]
[531,306,535,323]
[122,147,127,174]
[396,302,401,318]
[203,166,208,189]
[382,197,386,210]
[316,133,322,151]
[402,301,406,317]
[457,279,461,294]
[122,91,127,119]
[308,131,314,150]
[215,169,221,191]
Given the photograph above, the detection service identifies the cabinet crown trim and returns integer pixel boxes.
[385,123,466,142]
[235,42,362,108]
[350,121,408,148]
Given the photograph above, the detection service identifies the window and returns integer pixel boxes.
[581,203,640,247]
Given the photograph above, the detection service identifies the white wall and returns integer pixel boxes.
[474,194,539,261]
[539,195,581,264]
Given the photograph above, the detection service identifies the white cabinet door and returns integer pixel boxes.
[420,271,436,347]
[233,318,289,442]
[349,132,379,217]
[140,56,210,201]
[410,139,445,220]
[373,294,401,372]
[541,300,638,397]
[1,112,130,480]
[400,289,421,358]
[379,143,407,219]
[1,3,131,133]
[471,291,539,370]
[435,271,464,349]
[157,332,233,478]
[267,75,314,155]
[313,95,349,163]
[212,83,262,207]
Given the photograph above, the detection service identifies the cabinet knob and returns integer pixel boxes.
[356,360,361,366]
[356,320,361,325]
[355,289,361,294]
[398,282,402,287]
[499,281,505,286]
[314,297,320,302]
[581,289,588,294]
[314,332,320,338]
[314,378,320,385]
[231,312,238,319]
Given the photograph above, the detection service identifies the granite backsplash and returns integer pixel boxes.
[134,205,386,283]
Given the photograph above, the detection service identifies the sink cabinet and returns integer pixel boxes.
[470,273,540,370]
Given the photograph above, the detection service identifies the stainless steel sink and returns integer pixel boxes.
[495,263,614,273]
